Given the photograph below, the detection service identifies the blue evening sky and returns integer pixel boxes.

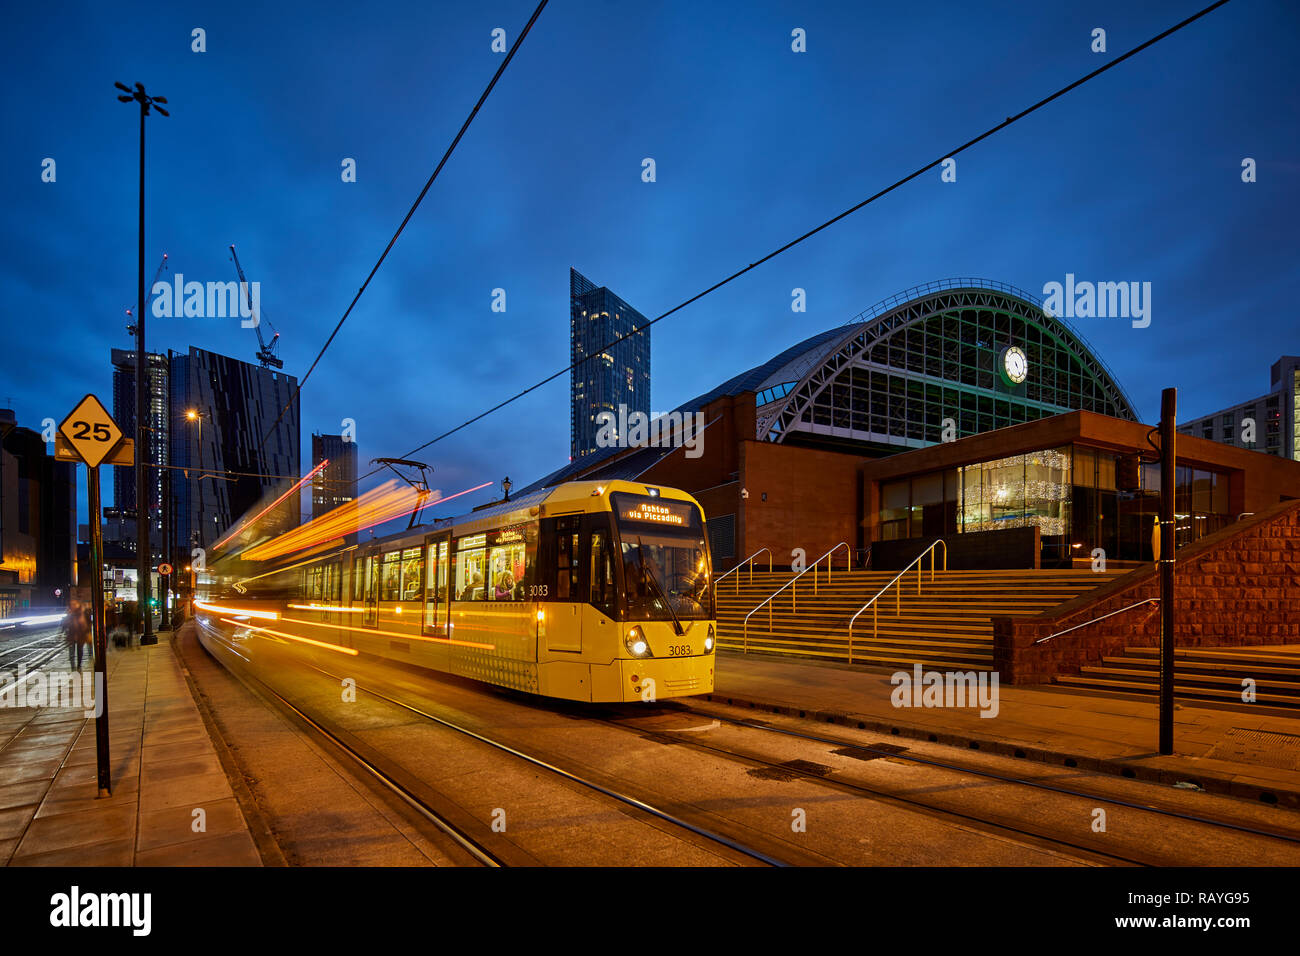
[2,0,1296,531]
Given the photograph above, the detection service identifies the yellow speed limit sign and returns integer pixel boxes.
[59,394,125,468]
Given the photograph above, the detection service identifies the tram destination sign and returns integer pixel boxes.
[616,497,691,528]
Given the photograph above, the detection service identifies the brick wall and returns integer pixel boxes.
[992,498,1300,684]
[739,440,863,569]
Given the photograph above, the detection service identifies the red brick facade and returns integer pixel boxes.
[992,498,1300,684]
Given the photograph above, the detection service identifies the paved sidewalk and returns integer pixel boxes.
[712,652,1300,808]
[0,630,261,865]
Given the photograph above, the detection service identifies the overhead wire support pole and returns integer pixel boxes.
[377,0,1233,476]
[1158,388,1177,755]
[257,0,550,453]
[116,81,169,646]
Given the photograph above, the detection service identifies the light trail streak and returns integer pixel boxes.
[213,459,330,552]
[194,600,280,621]
[219,618,359,657]
[279,615,495,650]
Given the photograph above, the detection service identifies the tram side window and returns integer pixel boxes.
[455,534,487,600]
[400,547,423,602]
[556,531,579,600]
[590,530,614,616]
[380,551,402,602]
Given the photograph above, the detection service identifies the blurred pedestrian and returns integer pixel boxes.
[63,599,91,670]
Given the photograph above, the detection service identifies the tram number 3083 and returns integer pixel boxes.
[668,644,692,657]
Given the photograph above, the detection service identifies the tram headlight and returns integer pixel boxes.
[705,623,715,652]
[625,627,651,657]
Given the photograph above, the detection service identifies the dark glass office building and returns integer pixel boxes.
[169,347,301,554]
[109,348,170,559]
[569,268,650,461]
[311,432,358,519]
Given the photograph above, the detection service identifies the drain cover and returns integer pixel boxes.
[1204,728,1300,771]
[832,743,909,762]
[747,759,833,782]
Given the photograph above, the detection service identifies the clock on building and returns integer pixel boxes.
[1000,345,1028,385]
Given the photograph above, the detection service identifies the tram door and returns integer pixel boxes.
[362,554,379,628]
[547,516,583,652]
[423,531,450,637]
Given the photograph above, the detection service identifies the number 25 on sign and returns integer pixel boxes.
[56,394,132,468]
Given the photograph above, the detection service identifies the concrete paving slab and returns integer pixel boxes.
[133,829,261,866]
[0,633,262,866]
[136,798,252,853]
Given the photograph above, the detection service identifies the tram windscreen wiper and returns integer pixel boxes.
[637,536,684,637]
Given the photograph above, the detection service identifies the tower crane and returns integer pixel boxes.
[126,253,170,337]
[228,244,284,369]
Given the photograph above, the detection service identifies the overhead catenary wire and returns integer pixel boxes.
[359,0,1230,484]
[152,461,356,485]
[256,0,550,452]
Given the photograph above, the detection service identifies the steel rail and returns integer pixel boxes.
[195,620,504,867]
[680,703,1300,847]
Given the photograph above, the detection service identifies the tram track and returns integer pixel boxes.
[193,616,1300,867]
[584,706,1147,866]
[635,699,1300,865]
[194,620,505,866]
[195,619,794,867]
[671,700,1300,845]
[285,656,1300,865]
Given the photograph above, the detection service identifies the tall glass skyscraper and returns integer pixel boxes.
[569,268,650,460]
[311,432,358,519]
[169,347,301,553]
[109,348,170,560]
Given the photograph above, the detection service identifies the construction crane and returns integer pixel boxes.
[126,253,170,337]
[228,244,284,369]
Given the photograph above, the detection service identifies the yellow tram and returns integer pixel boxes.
[202,480,717,703]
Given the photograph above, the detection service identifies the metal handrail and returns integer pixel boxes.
[741,542,850,651]
[715,547,773,593]
[847,540,947,664]
[1033,598,1160,645]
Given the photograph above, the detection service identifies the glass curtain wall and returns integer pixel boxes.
[877,445,1230,566]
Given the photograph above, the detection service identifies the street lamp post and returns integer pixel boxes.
[186,409,206,553]
[117,81,168,646]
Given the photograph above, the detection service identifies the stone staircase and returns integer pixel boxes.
[716,567,1123,672]
[1055,645,1300,709]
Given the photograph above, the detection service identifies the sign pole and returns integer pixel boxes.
[87,463,111,797]
[56,392,128,797]
[1158,387,1177,756]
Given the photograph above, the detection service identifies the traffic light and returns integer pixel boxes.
[1117,454,1141,492]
